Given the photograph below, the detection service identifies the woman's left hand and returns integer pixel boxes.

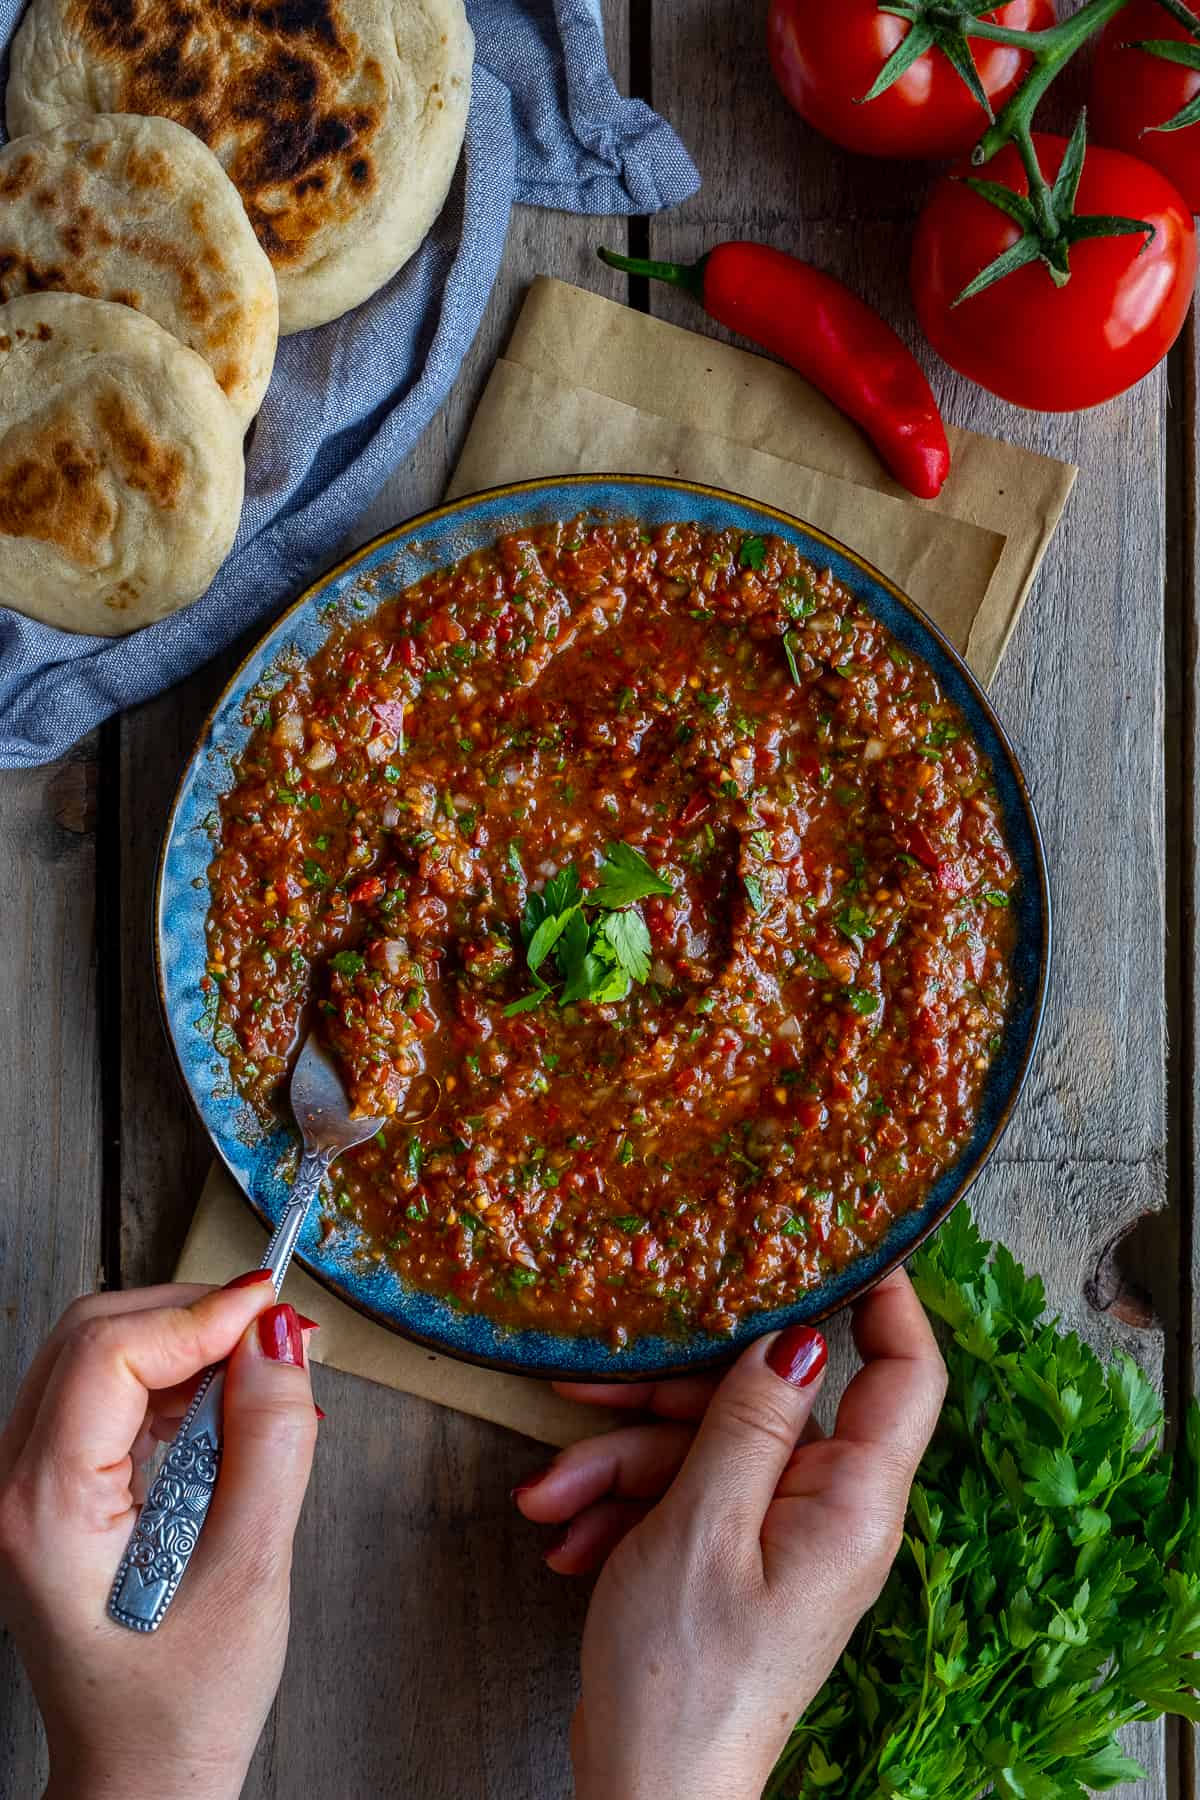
[0,1278,318,1800]
[514,1270,945,1800]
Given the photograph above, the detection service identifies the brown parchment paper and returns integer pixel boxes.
[178,277,1077,1449]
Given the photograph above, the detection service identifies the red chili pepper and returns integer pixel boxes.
[598,243,950,501]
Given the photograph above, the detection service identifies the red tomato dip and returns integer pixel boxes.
[205,519,1016,1343]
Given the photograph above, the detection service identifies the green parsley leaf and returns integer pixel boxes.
[600,909,652,984]
[738,534,768,571]
[328,951,365,978]
[781,573,817,619]
[518,888,548,948]
[556,951,607,1006]
[835,904,872,943]
[543,864,583,915]
[744,874,765,913]
[591,841,674,908]
[527,906,581,976]
[503,983,550,1017]
[843,987,879,1015]
[768,1205,1200,1800]
[508,846,668,1012]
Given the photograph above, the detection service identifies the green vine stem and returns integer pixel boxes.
[969,0,1132,168]
[866,1,1174,293]
[929,0,1167,295]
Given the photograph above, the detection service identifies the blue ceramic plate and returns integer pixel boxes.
[157,475,1050,1380]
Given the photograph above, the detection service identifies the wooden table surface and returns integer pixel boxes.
[1,3,1195,1795]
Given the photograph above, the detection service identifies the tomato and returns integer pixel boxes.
[767,0,1055,161]
[1091,0,1200,211]
[911,134,1197,408]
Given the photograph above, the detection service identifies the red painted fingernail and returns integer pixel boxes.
[297,1315,321,1331]
[314,1404,326,1421]
[224,1269,274,1289]
[258,1303,304,1367]
[543,1528,571,1561]
[766,1325,827,1388]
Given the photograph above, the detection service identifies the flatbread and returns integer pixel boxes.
[6,0,474,334]
[0,292,244,635]
[0,115,277,426]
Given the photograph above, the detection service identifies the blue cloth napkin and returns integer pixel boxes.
[0,0,697,766]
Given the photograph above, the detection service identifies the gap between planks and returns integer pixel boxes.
[96,712,123,1294]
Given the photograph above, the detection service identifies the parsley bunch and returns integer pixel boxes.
[504,842,673,1016]
[767,1206,1200,1800]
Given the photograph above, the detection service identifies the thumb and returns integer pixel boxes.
[667,1324,827,1534]
[191,1303,318,1595]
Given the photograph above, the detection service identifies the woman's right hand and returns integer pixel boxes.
[516,1269,947,1800]
[0,1278,318,1800]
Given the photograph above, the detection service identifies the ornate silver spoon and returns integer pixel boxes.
[107,1031,383,1632]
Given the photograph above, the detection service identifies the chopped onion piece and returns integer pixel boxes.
[273,713,305,750]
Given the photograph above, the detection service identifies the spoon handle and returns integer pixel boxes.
[107,1147,331,1632]
[106,1364,225,1632]
[260,1147,331,1284]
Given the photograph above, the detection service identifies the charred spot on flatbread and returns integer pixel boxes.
[0,407,113,569]
[68,0,386,268]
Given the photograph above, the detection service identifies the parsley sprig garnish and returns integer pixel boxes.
[504,843,673,1016]
[767,1205,1200,1800]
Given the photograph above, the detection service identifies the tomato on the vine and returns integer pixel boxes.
[911,133,1197,409]
[1090,0,1200,211]
[767,0,1055,161]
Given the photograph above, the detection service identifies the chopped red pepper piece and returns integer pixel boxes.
[934,861,972,897]
[372,699,406,735]
[678,791,712,827]
[349,876,384,904]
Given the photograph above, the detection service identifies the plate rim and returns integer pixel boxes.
[155,471,1052,1380]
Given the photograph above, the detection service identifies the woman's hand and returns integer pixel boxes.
[0,1277,318,1800]
[514,1270,946,1800]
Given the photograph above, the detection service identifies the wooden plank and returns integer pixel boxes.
[118,663,236,1288]
[0,743,104,1794]
[1181,310,1199,1800]
[114,8,630,1797]
[649,4,1172,1794]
